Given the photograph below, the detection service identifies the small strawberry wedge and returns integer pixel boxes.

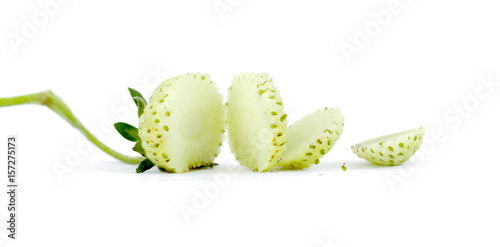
[351,127,425,166]
[277,107,344,169]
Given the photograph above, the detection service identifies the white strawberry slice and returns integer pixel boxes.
[277,107,344,169]
[226,73,287,172]
[138,73,225,173]
[351,127,425,166]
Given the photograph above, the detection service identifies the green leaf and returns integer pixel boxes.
[132,141,145,156]
[128,88,147,106]
[136,158,155,173]
[132,96,146,118]
[114,122,140,142]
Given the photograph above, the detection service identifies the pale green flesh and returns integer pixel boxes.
[227,73,287,172]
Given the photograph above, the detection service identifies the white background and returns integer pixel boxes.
[1,0,499,246]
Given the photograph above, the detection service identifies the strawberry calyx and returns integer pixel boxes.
[113,87,154,173]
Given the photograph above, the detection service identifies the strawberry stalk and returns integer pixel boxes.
[0,90,144,164]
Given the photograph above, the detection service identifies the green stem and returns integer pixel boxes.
[0,90,143,164]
